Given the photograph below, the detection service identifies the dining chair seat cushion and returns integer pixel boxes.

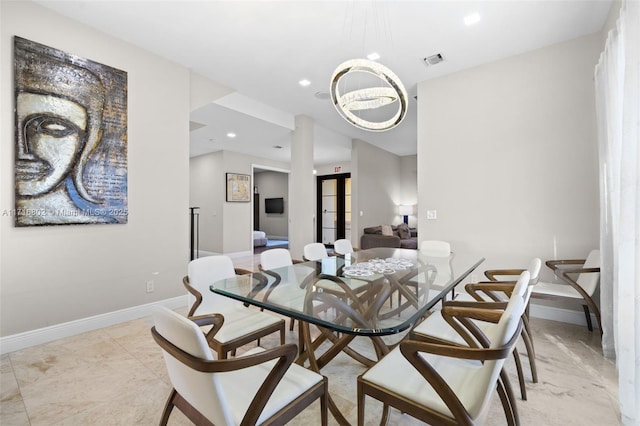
[415,271,530,346]
[412,310,468,346]
[361,345,502,420]
[531,281,584,299]
[195,304,284,344]
[413,306,509,349]
[220,347,324,425]
[453,292,479,302]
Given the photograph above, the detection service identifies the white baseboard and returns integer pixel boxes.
[196,250,253,260]
[196,250,218,257]
[0,296,598,356]
[529,303,599,329]
[226,250,253,259]
[0,296,188,355]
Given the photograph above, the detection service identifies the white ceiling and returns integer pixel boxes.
[36,0,613,165]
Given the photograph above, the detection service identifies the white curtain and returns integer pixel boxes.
[594,1,640,424]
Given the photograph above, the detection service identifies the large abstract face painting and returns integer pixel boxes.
[14,37,127,226]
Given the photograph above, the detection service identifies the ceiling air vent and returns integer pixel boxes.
[423,53,445,67]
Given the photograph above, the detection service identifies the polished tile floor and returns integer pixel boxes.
[1,253,621,425]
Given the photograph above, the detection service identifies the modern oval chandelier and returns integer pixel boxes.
[330,59,408,132]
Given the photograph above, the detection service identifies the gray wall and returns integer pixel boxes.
[417,33,602,309]
[255,171,289,238]
[1,1,190,336]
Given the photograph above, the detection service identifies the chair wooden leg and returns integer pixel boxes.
[500,369,520,426]
[521,328,538,383]
[583,305,593,331]
[496,378,516,426]
[584,298,603,338]
[512,350,527,401]
[522,314,535,357]
[159,389,177,426]
[320,380,328,426]
[357,381,365,426]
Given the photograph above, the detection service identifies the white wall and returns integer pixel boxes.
[189,150,289,254]
[400,155,418,228]
[314,162,351,176]
[0,2,190,336]
[352,139,406,246]
[189,151,225,254]
[288,115,315,259]
[255,171,289,238]
[417,33,602,311]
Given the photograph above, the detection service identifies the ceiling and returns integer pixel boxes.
[35,0,613,165]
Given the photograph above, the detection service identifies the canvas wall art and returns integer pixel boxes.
[13,36,128,226]
[226,173,251,202]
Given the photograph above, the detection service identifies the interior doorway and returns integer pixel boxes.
[316,173,351,246]
[252,165,290,253]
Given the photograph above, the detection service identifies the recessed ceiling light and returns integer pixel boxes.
[226,132,236,138]
[464,13,481,26]
[367,52,380,61]
[299,79,311,87]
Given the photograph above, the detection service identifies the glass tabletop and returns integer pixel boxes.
[210,247,484,336]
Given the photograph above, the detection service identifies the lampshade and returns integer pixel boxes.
[398,205,413,216]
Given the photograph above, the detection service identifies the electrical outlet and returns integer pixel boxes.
[146,280,154,293]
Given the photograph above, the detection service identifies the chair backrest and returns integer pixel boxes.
[333,239,354,255]
[523,258,543,304]
[303,242,328,261]
[420,240,451,257]
[489,271,529,348]
[153,307,232,425]
[187,255,237,314]
[462,271,528,420]
[260,248,293,270]
[527,258,542,284]
[577,249,600,296]
[420,241,452,286]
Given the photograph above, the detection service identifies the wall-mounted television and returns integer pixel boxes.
[265,197,284,214]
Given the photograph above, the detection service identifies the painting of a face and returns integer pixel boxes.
[14,36,128,226]
[16,93,87,196]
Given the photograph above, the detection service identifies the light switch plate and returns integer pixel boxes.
[426,210,437,220]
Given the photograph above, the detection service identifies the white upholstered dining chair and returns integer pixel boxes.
[531,249,601,335]
[358,272,528,426]
[303,242,329,261]
[333,239,356,255]
[152,306,327,426]
[411,271,531,402]
[183,255,285,359]
[259,248,305,332]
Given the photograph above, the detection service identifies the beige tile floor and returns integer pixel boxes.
[1,253,621,425]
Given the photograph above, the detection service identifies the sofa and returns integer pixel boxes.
[360,224,418,250]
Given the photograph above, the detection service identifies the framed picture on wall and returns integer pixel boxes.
[226,173,251,202]
[14,36,128,226]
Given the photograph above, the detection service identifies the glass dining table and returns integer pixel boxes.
[210,247,484,425]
